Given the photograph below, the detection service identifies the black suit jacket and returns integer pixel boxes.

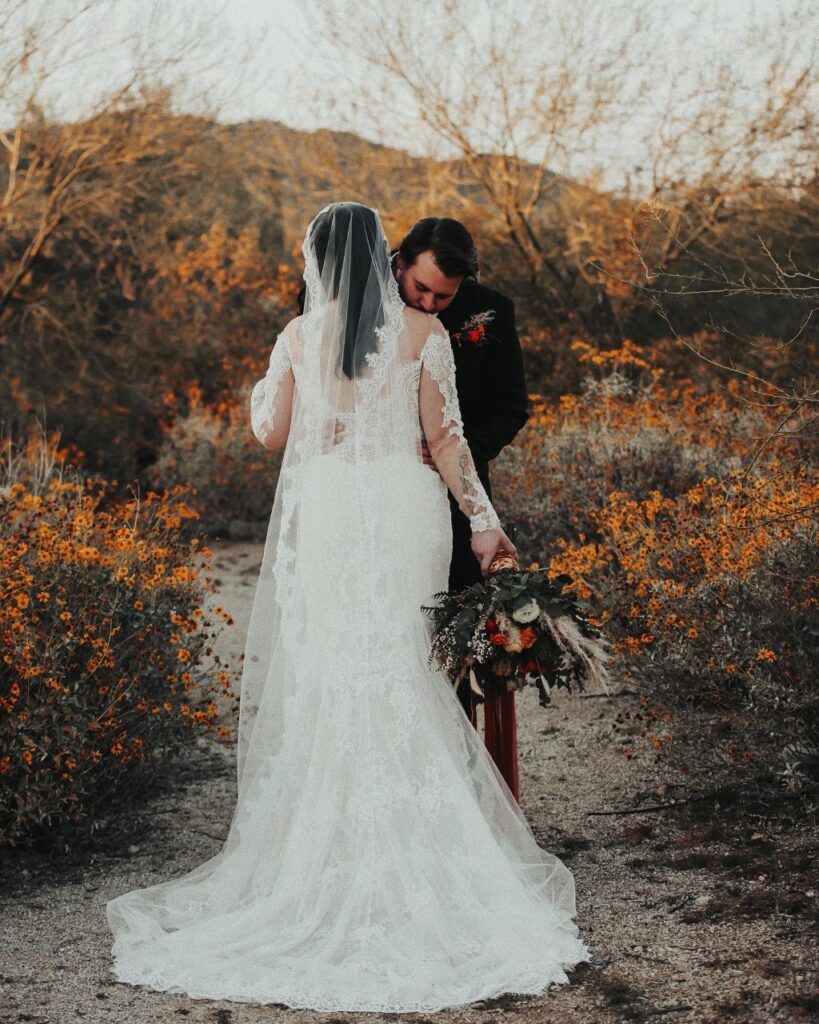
[437,278,529,503]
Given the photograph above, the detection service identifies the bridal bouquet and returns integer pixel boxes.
[422,553,611,706]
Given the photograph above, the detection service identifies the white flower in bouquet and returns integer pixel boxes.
[511,600,540,624]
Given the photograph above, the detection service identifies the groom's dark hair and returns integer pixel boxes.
[397,218,479,280]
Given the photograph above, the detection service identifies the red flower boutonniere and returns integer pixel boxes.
[450,310,496,348]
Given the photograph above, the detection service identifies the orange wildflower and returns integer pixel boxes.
[519,627,538,648]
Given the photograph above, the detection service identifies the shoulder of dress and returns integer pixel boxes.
[402,305,431,328]
[280,314,303,335]
[409,308,447,357]
[275,315,305,358]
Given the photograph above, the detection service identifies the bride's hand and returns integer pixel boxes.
[471,527,517,575]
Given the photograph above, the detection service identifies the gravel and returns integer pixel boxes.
[1,541,815,1024]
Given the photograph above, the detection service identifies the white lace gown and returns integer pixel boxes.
[106,306,591,1013]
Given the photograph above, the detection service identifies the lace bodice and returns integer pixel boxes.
[249,312,501,534]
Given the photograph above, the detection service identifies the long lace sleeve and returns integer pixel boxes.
[419,323,502,533]
[250,328,295,451]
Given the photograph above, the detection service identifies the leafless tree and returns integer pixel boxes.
[299,0,817,478]
[0,0,241,326]
[301,0,816,334]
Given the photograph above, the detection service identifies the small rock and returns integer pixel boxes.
[127,844,141,855]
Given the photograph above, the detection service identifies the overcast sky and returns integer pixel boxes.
[2,0,814,193]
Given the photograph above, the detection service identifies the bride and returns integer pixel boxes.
[106,201,590,1012]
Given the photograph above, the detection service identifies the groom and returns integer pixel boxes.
[392,218,530,717]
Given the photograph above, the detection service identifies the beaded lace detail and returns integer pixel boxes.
[250,332,292,447]
[419,328,502,533]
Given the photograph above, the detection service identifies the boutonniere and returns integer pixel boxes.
[450,310,496,348]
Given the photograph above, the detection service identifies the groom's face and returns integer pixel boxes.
[395,250,463,315]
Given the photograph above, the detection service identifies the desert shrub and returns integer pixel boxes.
[630,526,817,763]
[544,473,818,778]
[493,341,817,785]
[1,95,299,488]
[494,341,755,556]
[0,433,237,849]
[148,384,281,538]
[496,416,740,554]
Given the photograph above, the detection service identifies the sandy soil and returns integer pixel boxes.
[1,540,815,1024]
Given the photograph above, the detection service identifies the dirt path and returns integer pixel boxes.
[1,541,815,1024]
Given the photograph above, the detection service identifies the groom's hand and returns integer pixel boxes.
[420,438,440,472]
[321,419,346,447]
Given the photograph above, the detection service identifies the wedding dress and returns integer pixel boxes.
[106,202,590,1012]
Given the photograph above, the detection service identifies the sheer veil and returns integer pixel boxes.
[237,202,418,792]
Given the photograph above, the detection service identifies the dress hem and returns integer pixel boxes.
[109,939,593,1013]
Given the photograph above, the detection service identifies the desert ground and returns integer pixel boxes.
[1,541,815,1024]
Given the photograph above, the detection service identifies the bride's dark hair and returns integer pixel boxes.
[299,202,390,379]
